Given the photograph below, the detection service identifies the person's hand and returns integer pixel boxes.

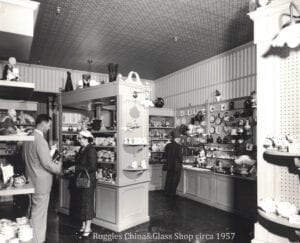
[68,165,75,172]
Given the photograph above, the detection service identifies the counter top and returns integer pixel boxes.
[183,165,256,181]
[0,180,35,196]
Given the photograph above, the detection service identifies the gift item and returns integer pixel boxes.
[154,97,164,108]
[64,71,74,92]
[107,63,118,82]
[277,202,298,218]
[2,57,20,81]
[215,90,221,101]
[259,198,277,213]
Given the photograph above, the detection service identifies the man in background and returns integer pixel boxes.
[163,130,183,197]
[23,114,62,243]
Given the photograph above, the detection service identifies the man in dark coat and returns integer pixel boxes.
[163,130,183,196]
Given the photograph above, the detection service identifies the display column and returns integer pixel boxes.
[249,1,300,242]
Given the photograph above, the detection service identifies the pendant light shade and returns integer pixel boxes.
[271,2,300,48]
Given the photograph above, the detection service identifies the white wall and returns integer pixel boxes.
[0,61,155,98]
[154,42,256,108]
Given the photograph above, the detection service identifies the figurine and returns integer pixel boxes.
[215,90,221,102]
[0,109,19,135]
[77,74,91,89]
[2,57,20,81]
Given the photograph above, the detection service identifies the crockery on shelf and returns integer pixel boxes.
[277,202,298,218]
[259,197,277,214]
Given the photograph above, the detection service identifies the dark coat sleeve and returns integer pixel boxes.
[76,146,97,173]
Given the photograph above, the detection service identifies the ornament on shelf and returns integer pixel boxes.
[215,90,221,102]
[154,97,164,108]
[2,57,20,81]
[64,71,74,92]
[107,63,118,82]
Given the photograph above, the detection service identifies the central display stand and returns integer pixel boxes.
[59,81,149,232]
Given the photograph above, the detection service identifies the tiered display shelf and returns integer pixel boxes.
[258,209,300,230]
[263,150,300,172]
[0,81,36,197]
[58,81,149,232]
[149,108,175,164]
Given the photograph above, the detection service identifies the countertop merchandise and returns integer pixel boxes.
[182,164,257,181]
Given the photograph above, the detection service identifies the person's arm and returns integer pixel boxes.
[178,145,183,163]
[36,140,61,174]
[76,148,97,173]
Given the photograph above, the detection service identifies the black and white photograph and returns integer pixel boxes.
[0,0,299,242]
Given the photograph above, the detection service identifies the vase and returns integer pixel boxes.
[64,71,74,92]
[107,63,118,82]
[154,97,164,108]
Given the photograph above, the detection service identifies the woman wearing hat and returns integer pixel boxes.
[69,130,97,238]
[163,129,183,196]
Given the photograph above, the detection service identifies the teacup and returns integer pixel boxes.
[131,161,138,169]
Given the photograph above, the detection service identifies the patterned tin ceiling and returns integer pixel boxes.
[28,0,253,80]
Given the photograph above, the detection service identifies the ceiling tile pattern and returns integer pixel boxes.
[26,0,253,80]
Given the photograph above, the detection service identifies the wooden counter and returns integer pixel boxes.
[179,166,257,220]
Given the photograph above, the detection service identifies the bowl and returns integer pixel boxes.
[277,202,298,218]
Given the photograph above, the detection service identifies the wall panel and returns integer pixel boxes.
[154,42,256,108]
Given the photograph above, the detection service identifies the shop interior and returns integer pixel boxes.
[0,0,299,242]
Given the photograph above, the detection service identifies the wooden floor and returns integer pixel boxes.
[0,190,255,243]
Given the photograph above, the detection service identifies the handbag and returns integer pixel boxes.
[76,169,90,188]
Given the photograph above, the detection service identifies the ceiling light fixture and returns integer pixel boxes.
[271,2,300,48]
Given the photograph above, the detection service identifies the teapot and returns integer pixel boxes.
[13,175,26,187]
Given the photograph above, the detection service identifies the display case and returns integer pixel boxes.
[149,107,175,164]
[176,96,257,176]
[0,81,36,198]
[58,81,150,232]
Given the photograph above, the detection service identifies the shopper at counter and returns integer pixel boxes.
[163,130,183,197]
[68,130,97,239]
[23,114,62,243]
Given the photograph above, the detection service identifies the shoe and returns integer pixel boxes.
[78,230,92,239]
[75,228,84,235]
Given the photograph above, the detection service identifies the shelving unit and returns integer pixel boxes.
[58,81,150,232]
[149,108,175,165]
[0,81,37,199]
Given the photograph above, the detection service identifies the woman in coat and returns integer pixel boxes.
[69,130,97,238]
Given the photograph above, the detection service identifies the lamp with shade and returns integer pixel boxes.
[271,2,300,48]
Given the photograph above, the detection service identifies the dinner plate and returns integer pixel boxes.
[215,115,222,125]
[209,115,216,123]
[209,126,215,134]
[221,103,227,111]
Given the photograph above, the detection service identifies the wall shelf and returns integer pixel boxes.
[0,81,34,100]
[0,135,34,141]
[98,161,116,164]
[123,144,148,146]
[149,127,174,129]
[123,167,148,172]
[91,130,117,134]
[94,145,116,148]
[0,181,35,196]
